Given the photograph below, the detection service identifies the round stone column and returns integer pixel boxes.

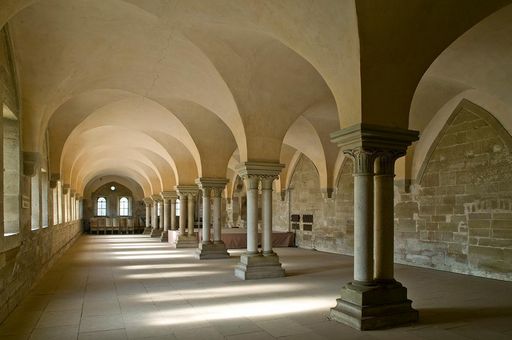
[212,188,222,243]
[178,194,187,234]
[202,188,212,244]
[244,175,260,255]
[158,201,164,230]
[163,199,170,232]
[261,176,275,255]
[170,198,177,230]
[151,201,158,229]
[347,148,376,284]
[145,203,151,228]
[374,151,402,282]
[187,193,196,236]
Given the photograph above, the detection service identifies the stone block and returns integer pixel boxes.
[468,220,490,228]
[174,235,198,248]
[234,253,285,280]
[469,228,490,237]
[492,229,512,239]
[438,222,458,232]
[329,282,418,330]
[491,220,512,229]
[195,242,230,259]
[422,173,439,187]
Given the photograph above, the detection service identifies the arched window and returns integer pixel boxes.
[97,197,107,216]
[119,197,129,216]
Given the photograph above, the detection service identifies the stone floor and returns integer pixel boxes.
[1,235,512,340]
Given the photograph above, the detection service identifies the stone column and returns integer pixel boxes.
[201,187,212,244]
[349,148,376,284]
[178,193,187,235]
[160,191,177,242]
[170,198,177,230]
[174,185,199,248]
[244,175,259,255]
[150,195,162,237]
[329,124,419,330]
[234,162,285,280]
[143,198,152,235]
[374,151,403,282]
[159,201,164,229]
[195,178,230,259]
[212,188,222,243]
[260,176,276,255]
[187,193,196,237]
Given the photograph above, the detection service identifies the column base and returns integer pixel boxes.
[174,234,198,248]
[195,242,230,259]
[329,281,418,330]
[160,231,169,242]
[234,252,285,280]
[143,227,152,235]
[150,228,162,238]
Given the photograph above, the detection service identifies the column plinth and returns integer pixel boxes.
[329,124,419,330]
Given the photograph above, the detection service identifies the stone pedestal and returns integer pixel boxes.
[234,253,285,280]
[160,231,168,242]
[143,227,152,235]
[174,234,197,248]
[195,241,230,259]
[329,281,418,330]
[150,228,162,238]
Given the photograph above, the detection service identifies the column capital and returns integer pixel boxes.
[236,162,285,179]
[260,176,277,190]
[151,194,162,202]
[161,190,178,202]
[344,148,377,175]
[175,185,198,196]
[143,197,153,206]
[49,173,60,189]
[62,184,70,195]
[375,150,406,176]
[22,151,41,177]
[195,178,228,197]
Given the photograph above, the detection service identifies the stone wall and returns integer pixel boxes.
[395,102,512,280]
[273,102,512,281]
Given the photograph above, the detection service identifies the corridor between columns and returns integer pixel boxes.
[1,235,511,340]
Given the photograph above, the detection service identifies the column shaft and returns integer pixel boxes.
[163,200,170,231]
[202,189,211,243]
[213,192,222,242]
[244,175,259,255]
[179,195,187,234]
[349,149,376,284]
[152,203,158,229]
[170,199,176,230]
[261,177,274,254]
[374,153,400,281]
[188,194,195,236]
[159,202,164,230]
[145,205,151,227]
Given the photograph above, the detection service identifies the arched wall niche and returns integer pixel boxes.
[394,99,512,281]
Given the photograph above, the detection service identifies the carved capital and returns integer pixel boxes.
[375,150,406,176]
[243,174,260,191]
[211,187,224,198]
[260,175,277,190]
[22,152,40,177]
[344,148,377,175]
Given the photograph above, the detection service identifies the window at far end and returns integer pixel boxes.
[119,197,129,216]
[97,197,107,216]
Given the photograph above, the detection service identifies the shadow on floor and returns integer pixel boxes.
[417,306,512,325]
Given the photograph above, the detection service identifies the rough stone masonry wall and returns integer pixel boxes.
[273,104,512,281]
[395,104,512,281]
